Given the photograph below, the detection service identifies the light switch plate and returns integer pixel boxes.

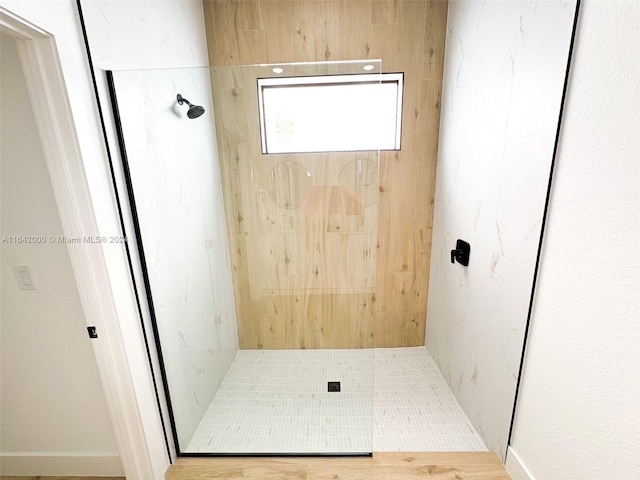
[14,265,36,290]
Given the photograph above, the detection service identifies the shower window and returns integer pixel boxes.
[258,73,403,154]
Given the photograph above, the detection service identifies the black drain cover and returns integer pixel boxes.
[328,381,341,392]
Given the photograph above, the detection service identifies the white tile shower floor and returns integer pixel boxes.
[185,346,486,454]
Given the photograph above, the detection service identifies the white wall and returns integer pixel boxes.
[426,0,576,459]
[0,32,122,476]
[507,2,640,479]
[111,67,239,450]
[0,1,211,478]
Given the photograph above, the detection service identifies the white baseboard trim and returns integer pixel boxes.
[0,452,124,476]
[505,446,535,480]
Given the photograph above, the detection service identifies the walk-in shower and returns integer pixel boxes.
[106,0,577,459]
[107,59,480,456]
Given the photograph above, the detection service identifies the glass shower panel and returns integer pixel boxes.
[211,61,382,352]
[206,60,381,455]
[109,66,240,452]
[110,60,383,456]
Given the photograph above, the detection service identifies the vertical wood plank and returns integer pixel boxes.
[412,79,442,230]
[372,0,403,25]
[424,0,449,80]
[339,1,374,61]
[323,1,344,61]
[264,1,296,63]
[236,0,264,32]
[237,29,268,65]
[208,1,240,65]
[371,23,401,72]
[293,0,326,62]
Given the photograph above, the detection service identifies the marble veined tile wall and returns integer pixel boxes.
[426,0,576,461]
[112,67,239,449]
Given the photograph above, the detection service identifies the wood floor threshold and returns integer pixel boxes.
[167,452,512,479]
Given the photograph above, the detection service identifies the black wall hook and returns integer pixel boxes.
[451,239,471,266]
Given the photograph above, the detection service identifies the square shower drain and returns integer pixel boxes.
[328,381,341,392]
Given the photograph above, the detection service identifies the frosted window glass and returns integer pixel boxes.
[258,74,403,154]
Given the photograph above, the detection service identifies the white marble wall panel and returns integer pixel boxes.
[82,0,208,70]
[112,67,239,450]
[426,0,576,460]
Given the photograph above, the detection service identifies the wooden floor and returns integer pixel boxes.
[166,452,512,480]
[0,478,125,480]
[0,453,510,480]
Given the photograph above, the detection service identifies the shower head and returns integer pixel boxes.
[176,94,205,119]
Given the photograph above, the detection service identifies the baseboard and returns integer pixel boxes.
[505,446,535,480]
[0,452,124,476]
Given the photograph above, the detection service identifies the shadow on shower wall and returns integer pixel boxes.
[108,60,390,455]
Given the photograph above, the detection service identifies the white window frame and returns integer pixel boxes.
[257,73,403,154]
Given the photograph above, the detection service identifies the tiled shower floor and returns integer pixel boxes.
[185,346,486,454]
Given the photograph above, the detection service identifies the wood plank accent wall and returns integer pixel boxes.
[203,0,447,349]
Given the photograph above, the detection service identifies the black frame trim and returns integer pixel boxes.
[105,70,181,457]
[179,452,374,458]
[75,0,172,463]
[506,0,582,456]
